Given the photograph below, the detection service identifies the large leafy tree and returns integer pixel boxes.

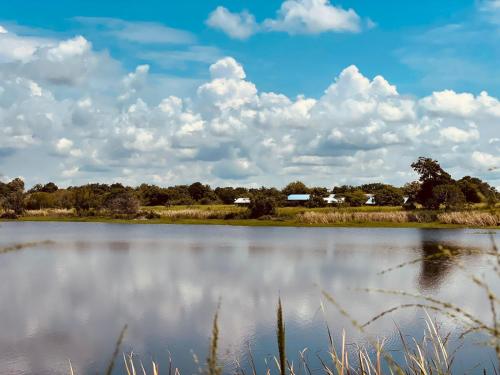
[0,178,26,214]
[374,186,405,206]
[188,182,212,201]
[411,157,453,209]
[282,181,309,196]
[431,184,466,210]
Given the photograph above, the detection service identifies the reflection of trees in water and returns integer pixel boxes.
[417,240,480,292]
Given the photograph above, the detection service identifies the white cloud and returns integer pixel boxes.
[439,126,480,143]
[471,151,500,170]
[420,90,480,117]
[263,0,363,34]
[1,29,499,189]
[206,0,368,39]
[74,17,196,45]
[206,7,258,40]
[55,138,74,154]
[209,57,246,80]
[47,36,91,61]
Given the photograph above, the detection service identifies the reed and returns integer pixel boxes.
[24,208,75,217]
[276,298,286,375]
[154,208,235,220]
[297,210,499,227]
[437,212,500,226]
[207,306,221,375]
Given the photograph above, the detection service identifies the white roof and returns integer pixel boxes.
[234,197,251,204]
[323,194,345,203]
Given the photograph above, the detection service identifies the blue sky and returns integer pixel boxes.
[2,0,494,97]
[1,0,500,188]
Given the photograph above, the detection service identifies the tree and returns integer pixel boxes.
[374,186,404,206]
[41,182,58,193]
[431,184,466,210]
[342,190,367,207]
[1,178,26,215]
[402,181,421,202]
[457,176,498,205]
[248,196,277,218]
[105,191,140,215]
[307,187,328,208]
[137,184,170,206]
[282,181,309,196]
[188,182,212,201]
[411,157,453,209]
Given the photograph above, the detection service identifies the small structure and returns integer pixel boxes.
[365,194,376,205]
[234,197,251,205]
[287,194,310,202]
[323,194,345,204]
[403,196,409,204]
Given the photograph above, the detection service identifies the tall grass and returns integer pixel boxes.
[24,208,75,217]
[437,211,500,226]
[149,208,240,220]
[297,211,500,227]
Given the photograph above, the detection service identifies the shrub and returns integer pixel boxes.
[0,211,18,219]
[342,190,367,207]
[248,197,277,218]
[374,186,404,206]
[432,184,466,210]
[105,192,140,215]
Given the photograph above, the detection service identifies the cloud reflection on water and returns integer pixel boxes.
[0,223,497,374]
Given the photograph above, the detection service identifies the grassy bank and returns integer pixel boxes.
[3,205,498,229]
[2,204,499,229]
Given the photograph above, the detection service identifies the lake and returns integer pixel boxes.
[0,222,498,374]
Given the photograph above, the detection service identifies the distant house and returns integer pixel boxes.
[365,194,376,205]
[323,194,345,204]
[287,194,310,202]
[234,197,251,205]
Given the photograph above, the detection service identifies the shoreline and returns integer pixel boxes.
[4,216,500,230]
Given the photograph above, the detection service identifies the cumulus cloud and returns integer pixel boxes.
[206,0,369,39]
[263,0,363,34]
[206,7,259,40]
[1,29,499,188]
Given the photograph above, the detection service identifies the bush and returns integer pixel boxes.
[342,190,367,207]
[105,192,140,215]
[248,197,277,218]
[0,211,18,219]
[374,186,404,206]
[432,184,466,210]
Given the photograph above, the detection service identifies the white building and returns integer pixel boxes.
[365,194,376,205]
[234,197,251,205]
[323,194,345,204]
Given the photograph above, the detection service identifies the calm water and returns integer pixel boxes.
[0,222,498,374]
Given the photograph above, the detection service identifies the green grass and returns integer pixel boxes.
[10,214,500,229]
[3,204,499,229]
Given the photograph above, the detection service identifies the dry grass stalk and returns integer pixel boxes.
[297,211,500,227]
[207,306,222,375]
[24,209,75,217]
[276,298,286,375]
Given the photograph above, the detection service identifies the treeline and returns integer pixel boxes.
[0,157,498,218]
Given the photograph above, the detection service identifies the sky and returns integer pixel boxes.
[0,0,499,189]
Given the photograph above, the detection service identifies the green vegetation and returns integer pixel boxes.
[1,157,499,228]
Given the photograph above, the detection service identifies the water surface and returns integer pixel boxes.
[0,222,498,374]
